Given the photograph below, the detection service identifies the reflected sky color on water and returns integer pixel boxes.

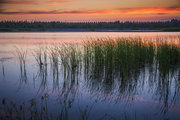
[0,32,180,120]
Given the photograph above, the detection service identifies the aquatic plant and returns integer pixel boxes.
[14,48,28,84]
[48,46,67,91]
[33,47,48,67]
[82,37,180,104]
[83,38,157,81]
[33,47,49,92]
[57,45,82,79]
[24,37,180,119]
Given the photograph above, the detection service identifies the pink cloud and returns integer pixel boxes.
[0,6,180,15]
[47,0,72,5]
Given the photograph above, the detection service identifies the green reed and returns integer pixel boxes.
[31,37,179,92]
[83,38,158,81]
[157,43,180,75]
[82,37,180,102]
[57,45,82,78]
[10,37,180,120]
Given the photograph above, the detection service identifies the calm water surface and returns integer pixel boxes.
[0,32,180,120]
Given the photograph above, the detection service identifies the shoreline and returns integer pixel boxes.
[1,30,179,32]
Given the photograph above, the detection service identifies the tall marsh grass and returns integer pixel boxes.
[84,38,179,79]
[82,38,180,105]
[10,37,180,120]
[30,37,180,97]
[31,37,179,82]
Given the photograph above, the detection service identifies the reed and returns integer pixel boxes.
[33,47,48,67]
[15,48,28,84]
[30,37,177,83]
[30,37,180,97]
[57,45,82,79]
[157,43,180,75]
[83,38,158,81]
[5,37,179,120]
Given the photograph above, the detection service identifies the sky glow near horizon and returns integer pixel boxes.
[0,0,180,21]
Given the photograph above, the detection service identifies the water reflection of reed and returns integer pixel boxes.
[29,37,180,115]
[0,60,5,79]
[0,57,12,79]
[83,39,154,100]
[32,46,79,105]
[57,45,82,80]
[33,47,48,92]
[56,72,79,113]
[31,47,78,120]
[155,69,180,114]
[15,48,28,86]
[83,38,180,112]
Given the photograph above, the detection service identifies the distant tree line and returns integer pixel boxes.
[0,19,180,32]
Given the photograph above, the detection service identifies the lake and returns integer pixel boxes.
[0,32,180,120]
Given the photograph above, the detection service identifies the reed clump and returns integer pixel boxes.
[83,37,179,81]
[32,37,180,83]
[57,45,82,78]
[157,43,180,75]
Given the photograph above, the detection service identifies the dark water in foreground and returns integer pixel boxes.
[0,32,180,120]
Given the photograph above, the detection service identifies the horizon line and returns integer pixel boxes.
[0,18,180,23]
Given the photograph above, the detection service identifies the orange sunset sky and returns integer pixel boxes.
[0,0,180,21]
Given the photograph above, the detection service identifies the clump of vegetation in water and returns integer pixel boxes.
[10,37,180,120]
[57,45,82,78]
[31,37,180,103]
[83,38,165,81]
[157,42,180,75]
[31,37,180,83]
